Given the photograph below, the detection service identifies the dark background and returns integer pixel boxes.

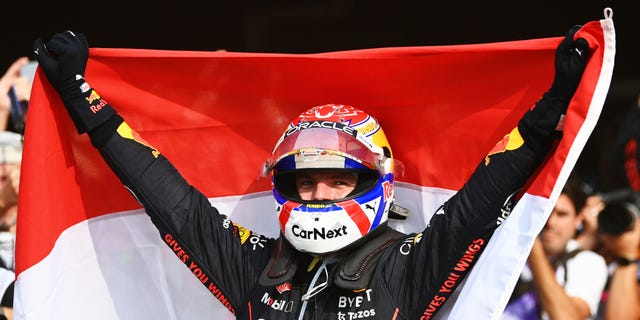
[1,0,637,192]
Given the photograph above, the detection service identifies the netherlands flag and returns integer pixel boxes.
[14,14,615,320]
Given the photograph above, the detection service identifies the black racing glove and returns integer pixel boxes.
[33,31,116,134]
[547,25,590,101]
[519,25,590,140]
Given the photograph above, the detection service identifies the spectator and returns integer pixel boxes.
[593,200,640,320]
[503,177,608,319]
[0,57,32,133]
[0,131,20,271]
[0,57,29,320]
[0,266,12,320]
[575,193,605,251]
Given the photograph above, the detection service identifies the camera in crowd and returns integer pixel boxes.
[597,189,640,236]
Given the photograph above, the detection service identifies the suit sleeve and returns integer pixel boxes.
[385,96,563,318]
[87,114,273,315]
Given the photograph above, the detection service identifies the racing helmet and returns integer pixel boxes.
[263,104,399,254]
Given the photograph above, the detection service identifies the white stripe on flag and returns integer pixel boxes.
[14,209,234,320]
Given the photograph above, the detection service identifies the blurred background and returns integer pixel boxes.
[0,0,636,191]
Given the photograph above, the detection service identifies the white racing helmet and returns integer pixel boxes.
[263,104,400,254]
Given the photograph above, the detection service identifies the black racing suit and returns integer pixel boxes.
[87,100,558,320]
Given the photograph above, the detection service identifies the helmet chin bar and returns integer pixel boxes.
[283,220,392,256]
[280,201,392,255]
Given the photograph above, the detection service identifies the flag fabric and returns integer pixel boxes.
[14,14,615,320]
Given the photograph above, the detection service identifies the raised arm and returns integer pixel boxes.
[444,25,590,234]
[32,31,206,240]
[403,26,591,317]
[33,31,273,313]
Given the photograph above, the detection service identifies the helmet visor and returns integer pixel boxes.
[265,127,387,174]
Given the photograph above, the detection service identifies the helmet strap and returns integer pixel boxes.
[258,236,304,287]
[334,227,404,290]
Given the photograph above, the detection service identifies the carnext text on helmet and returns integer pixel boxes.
[291,225,348,240]
[285,121,358,137]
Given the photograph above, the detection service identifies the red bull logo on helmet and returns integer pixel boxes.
[291,104,380,137]
[383,181,393,201]
[293,104,369,124]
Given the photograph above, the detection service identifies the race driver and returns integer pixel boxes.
[32,26,589,319]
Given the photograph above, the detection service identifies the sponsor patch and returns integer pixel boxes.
[305,203,329,209]
[233,223,251,244]
[248,234,267,251]
[116,122,161,158]
[85,90,101,104]
[79,81,91,93]
[291,225,347,240]
[484,127,524,165]
[297,104,367,124]
[382,181,393,201]
[285,120,357,138]
[276,282,292,294]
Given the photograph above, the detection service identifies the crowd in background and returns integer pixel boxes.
[0,56,34,320]
[498,86,640,320]
[0,52,638,319]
